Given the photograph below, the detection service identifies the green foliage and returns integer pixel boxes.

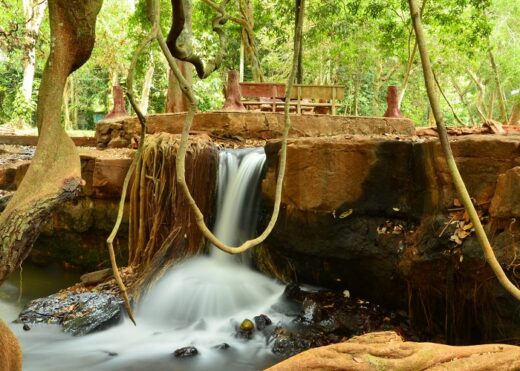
[0,0,518,127]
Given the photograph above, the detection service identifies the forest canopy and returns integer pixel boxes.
[0,0,518,128]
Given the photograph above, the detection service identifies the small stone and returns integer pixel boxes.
[23,324,31,331]
[173,346,199,358]
[254,314,272,331]
[212,343,230,350]
[240,319,254,332]
[236,319,255,340]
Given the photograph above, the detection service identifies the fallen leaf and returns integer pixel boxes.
[339,209,353,219]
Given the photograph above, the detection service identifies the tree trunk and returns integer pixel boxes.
[295,0,303,84]
[510,102,520,125]
[238,0,263,82]
[0,0,103,285]
[21,0,47,103]
[239,40,245,82]
[63,77,71,130]
[467,68,487,122]
[452,77,476,126]
[71,75,78,129]
[488,48,507,123]
[165,60,192,112]
[487,89,495,120]
[140,63,155,115]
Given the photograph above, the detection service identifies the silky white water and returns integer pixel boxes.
[9,148,287,371]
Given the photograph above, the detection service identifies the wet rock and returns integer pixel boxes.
[173,346,199,358]
[19,292,123,336]
[299,298,322,324]
[271,327,313,357]
[22,324,30,331]
[212,343,230,350]
[254,314,272,331]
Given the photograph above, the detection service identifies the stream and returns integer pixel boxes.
[5,148,291,370]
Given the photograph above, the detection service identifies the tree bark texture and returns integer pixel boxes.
[0,0,102,285]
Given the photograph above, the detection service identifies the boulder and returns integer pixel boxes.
[267,331,520,371]
[19,292,123,336]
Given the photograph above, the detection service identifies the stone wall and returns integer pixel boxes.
[95,112,415,148]
[257,134,520,344]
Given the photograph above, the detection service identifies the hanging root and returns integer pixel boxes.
[158,0,306,254]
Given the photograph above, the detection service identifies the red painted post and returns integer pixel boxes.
[104,85,129,119]
[383,86,403,118]
[222,70,246,111]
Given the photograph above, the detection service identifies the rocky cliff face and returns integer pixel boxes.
[257,134,520,344]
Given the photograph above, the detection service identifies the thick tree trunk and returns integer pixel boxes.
[21,0,47,103]
[140,63,155,115]
[0,0,102,285]
[165,61,192,112]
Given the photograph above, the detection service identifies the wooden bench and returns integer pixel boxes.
[240,82,345,115]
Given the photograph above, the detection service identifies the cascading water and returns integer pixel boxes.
[11,147,287,371]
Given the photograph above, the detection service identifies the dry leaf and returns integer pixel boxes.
[339,209,353,219]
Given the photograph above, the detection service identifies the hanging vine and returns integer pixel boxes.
[408,0,520,301]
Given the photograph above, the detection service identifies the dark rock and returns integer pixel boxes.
[22,324,30,331]
[212,343,230,350]
[271,327,312,357]
[283,283,304,302]
[173,346,199,358]
[254,314,272,331]
[18,292,123,336]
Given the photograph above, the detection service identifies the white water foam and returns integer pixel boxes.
[11,147,286,371]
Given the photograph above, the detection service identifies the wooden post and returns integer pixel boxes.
[104,85,128,120]
[383,85,403,118]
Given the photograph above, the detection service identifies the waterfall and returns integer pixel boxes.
[210,148,266,262]
[14,147,286,371]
